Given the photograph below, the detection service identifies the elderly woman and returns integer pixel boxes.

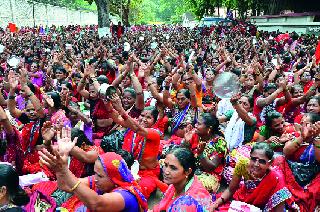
[38,128,147,212]
[0,164,30,211]
[211,142,292,211]
[153,147,213,212]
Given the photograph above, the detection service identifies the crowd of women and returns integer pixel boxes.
[0,19,319,211]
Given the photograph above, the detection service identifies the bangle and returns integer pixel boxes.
[314,144,320,149]
[293,138,300,146]
[8,95,15,100]
[27,92,34,98]
[164,86,170,90]
[70,180,81,192]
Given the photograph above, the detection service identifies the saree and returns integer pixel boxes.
[153,176,213,212]
[218,168,292,212]
[33,152,148,212]
[169,104,197,135]
[191,135,228,193]
[273,146,320,212]
[123,128,165,199]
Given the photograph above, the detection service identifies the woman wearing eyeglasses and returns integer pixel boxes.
[211,142,292,211]
[274,113,320,212]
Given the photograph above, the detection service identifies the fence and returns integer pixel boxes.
[0,0,98,28]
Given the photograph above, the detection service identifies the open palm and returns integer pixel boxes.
[56,127,77,159]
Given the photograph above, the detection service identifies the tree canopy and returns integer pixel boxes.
[31,0,320,26]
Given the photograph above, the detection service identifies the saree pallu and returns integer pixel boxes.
[138,165,168,199]
[153,176,213,212]
[218,169,292,212]
[273,156,320,212]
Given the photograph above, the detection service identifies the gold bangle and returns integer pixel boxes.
[70,180,81,192]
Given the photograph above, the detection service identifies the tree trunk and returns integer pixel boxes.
[122,0,130,27]
[95,0,110,27]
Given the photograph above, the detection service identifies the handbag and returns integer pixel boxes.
[287,160,320,187]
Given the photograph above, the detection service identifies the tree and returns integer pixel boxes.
[85,0,110,27]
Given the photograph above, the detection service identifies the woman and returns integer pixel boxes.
[163,87,198,146]
[202,68,218,111]
[153,147,213,211]
[44,92,71,128]
[0,164,30,211]
[274,113,320,212]
[211,142,292,211]
[0,106,22,172]
[183,113,227,193]
[110,94,167,199]
[220,93,257,150]
[29,62,44,88]
[7,74,51,176]
[38,130,147,212]
[294,96,320,125]
[257,111,298,150]
[283,84,316,124]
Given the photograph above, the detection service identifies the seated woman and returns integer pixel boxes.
[0,106,22,172]
[183,113,227,193]
[283,84,315,124]
[7,73,52,176]
[153,147,213,211]
[38,129,147,212]
[211,142,292,211]
[0,163,30,211]
[162,85,199,148]
[273,113,320,212]
[109,94,167,199]
[219,93,257,151]
[294,96,320,126]
[257,111,298,151]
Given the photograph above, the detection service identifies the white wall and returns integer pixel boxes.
[0,0,98,28]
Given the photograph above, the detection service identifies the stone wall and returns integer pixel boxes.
[0,0,98,28]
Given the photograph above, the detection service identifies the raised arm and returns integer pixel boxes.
[230,94,255,126]
[110,94,148,138]
[256,87,283,108]
[129,70,144,110]
[163,76,174,109]
[39,128,127,212]
[7,74,22,118]
[0,105,14,134]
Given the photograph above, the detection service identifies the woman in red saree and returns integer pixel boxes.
[109,93,167,199]
[38,128,147,212]
[273,113,320,212]
[153,147,213,212]
[212,142,293,211]
[7,74,53,177]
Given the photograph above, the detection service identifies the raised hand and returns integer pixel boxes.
[0,106,8,121]
[8,71,18,90]
[43,93,55,108]
[41,121,55,143]
[110,93,124,112]
[56,127,77,157]
[230,93,241,105]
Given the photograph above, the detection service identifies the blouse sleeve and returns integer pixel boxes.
[233,158,250,180]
